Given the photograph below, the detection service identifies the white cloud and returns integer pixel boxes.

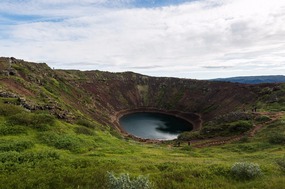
[1,0,285,79]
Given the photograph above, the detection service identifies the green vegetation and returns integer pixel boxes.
[276,156,285,173]
[0,58,285,188]
[107,172,151,189]
[268,133,285,144]
[76,118,97,129]
[255,115,271,123]
[0,139,34,152]
[231,162,262,180]
[178,113,254,140]
[0,102,284,188]
[0,103,23,116]
[8,112,55,131]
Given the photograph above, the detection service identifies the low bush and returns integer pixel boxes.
[208,164,231,178]
[32,113,55,126]
[0,150,60,164]
[276,156,285,173]
[178,131,203,141]
[231,162,262,180]
[8,112,55,131]
[0,103,23,116]
[238,136,249,143]
[0,151,21,164]
[200,112,254,137]
[76,119,96,129]
[21,150,60,162]
[75,126,94,136]
[228,121,253,133]
[0,140,34,152]
[39,132,83,153]
[107,172,151,189]
[214,112,253,124]
[255,115,271,123]
[0,126,27,135]
[0,97,20,105]
[180,146,193,151]
[268,133,285,144]
[201,120,253,138]
[8,112,31,125]
[200,124,228,137]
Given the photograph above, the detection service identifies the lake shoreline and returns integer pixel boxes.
[111,107,202,143]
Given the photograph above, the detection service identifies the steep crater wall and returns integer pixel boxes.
[77,72,260,127]
[1,58,277,140]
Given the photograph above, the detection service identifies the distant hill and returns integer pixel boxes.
[212,75,285,84]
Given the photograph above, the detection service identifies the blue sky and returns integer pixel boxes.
[1,0,285,79]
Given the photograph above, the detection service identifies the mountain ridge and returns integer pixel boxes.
[212,75,285,84]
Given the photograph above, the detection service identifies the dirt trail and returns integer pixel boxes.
[191,111,284,148]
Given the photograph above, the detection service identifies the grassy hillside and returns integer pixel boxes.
[0,100,284,189]
[0,57,285,188]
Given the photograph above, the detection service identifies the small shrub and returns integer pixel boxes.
[231,162,262,180]
[21,150,60,162]
[8,112,55,131]
[32,113,55,126]
[39,132,83,153]
[75,126,94,136]
[0,140,34,152]
[76,119,96,129]
[54,136,80,151]
[0,103,23,116]
[209,164,231,178]
[238,136,249,143]
[178,131,203,141]
[180,146,193,151]
[200,119,253,138]
[0,151,21,163]
[107,172,151,189]
[276,157,285,173]
[200,124,227,137]
[214,112,253,124]
[0,126,27,135]
[8,112,32,126]
[229,121,253,133]
[0,150,60,164]
[268,133,285,144]
[255,115,271,123]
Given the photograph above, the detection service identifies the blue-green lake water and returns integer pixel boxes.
[119,112,193,140]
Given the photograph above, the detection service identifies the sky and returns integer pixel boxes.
[0,0,285,79]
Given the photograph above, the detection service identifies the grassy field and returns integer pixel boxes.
[0,101,285,189]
